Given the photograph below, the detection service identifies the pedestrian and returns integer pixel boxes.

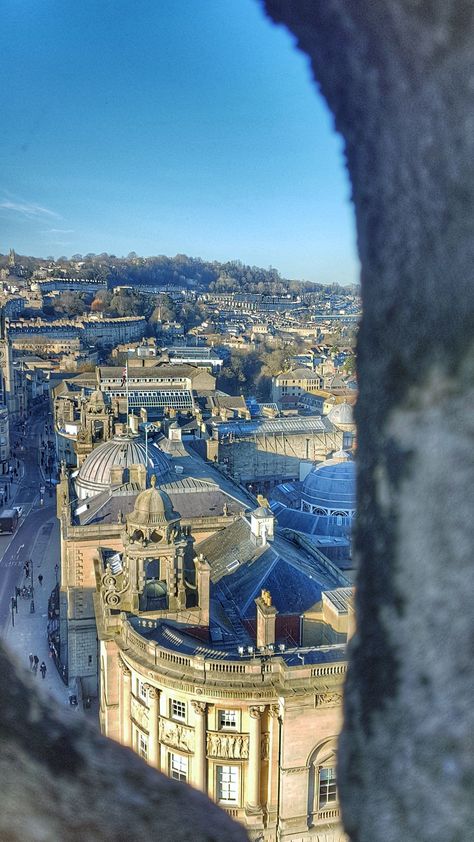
[33,654,39,671]
[40,662,47,680]
[29,653,34,670]
[38,574,43,587]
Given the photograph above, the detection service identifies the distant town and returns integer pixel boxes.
[0,247,360,842]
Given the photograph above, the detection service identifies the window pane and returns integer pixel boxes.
[171,699,186,720]
[138,733,148,760]
[217,765,239,803]
[170,753,188,782]
[218,710,238,729]
[319,766,337,806]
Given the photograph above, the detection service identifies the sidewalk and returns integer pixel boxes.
[0,460,25,510]
[3,515,74,709]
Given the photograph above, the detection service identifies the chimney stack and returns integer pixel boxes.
[255,589,277,649]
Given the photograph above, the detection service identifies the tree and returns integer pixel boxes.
[343,355,356,375]
[55,292,87,318]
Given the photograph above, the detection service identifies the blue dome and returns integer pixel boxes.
[301,457,356,515]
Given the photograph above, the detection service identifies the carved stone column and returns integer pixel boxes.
[246,705,265,813]
[266,704,280,827]
[191,700,208,792]
[118,659,132,748]
[145,685,160,769]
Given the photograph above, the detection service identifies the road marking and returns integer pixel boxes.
[15,544,25,557]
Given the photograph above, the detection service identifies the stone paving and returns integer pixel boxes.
[3,515,76,710]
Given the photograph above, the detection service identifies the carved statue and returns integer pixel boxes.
[206,732,249,759]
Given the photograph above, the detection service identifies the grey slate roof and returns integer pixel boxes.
[199,516,346,624]
[198,518,265,583]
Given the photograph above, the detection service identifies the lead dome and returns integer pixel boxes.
[130,477,176,527]
[75,434,170,499]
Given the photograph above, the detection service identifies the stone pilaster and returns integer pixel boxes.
[266,704,281,827]
[246,705,265,816]
[118,659,132,748]
[145,685,160,769]
[191,700,208,792]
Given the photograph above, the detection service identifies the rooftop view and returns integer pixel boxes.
[0,3,470,842]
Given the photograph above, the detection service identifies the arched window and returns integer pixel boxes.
[307,737,339,827]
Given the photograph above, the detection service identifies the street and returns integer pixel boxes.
[0,406,56,630]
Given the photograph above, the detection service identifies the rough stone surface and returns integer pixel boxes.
[0,644,248,841]
[262,2,474,841]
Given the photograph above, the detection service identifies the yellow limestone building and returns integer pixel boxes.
[94,477,353,842]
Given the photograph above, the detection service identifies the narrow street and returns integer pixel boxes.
[0,409,51,622]
[0,406,73,705]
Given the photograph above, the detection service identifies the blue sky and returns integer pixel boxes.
[1,0,359,285]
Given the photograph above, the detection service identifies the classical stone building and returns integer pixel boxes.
[93,480,352,841]
[56,432,255,694]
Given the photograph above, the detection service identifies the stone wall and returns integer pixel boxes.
[263,2,474,841]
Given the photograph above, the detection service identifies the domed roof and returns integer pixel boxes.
[328,402,354,427]
[301,456,356,513]
[143,580,167,599]
[131,476,176,526]
[89,388,105,404]
[75,434,170,499]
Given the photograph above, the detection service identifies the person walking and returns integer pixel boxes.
[40,662,47,680]
[29,653,34,670]
[38,574,43,587]
[33,654,39,674]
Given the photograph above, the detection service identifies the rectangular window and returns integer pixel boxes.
[218,710,238,730]
[138,732,148,761]
[216,765,239,804]
[137,679,148,701]
[171,699,186,721]
[319,767,337,807]
[170,753,188,782]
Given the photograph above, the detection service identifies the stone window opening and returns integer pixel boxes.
[169,752,187,782]
[216,765,239,805]
[137,679,148,702]
[170,699,186,722]
[137,731,148,761]
[218,710,239,731]
[306,738,338,824]
[318,766,337,809]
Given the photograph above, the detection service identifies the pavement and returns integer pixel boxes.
[2,514,73,708]
[0,409,94,716]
